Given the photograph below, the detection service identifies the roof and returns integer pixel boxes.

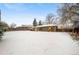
[36,24,57,28]
[58,23,73,29]
[73,21,79,28]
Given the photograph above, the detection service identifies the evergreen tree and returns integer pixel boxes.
[39,20,42,25]
[33,18,37,26]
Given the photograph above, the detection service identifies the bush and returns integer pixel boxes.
[0,29,3,35]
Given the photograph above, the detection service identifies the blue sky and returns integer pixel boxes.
[0,3,60,26]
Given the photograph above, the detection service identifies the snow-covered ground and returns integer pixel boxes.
[0,31,79,55]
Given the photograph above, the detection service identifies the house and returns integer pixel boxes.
[11,25,33,31]
[35,24,58,32]
[57,23,73,32]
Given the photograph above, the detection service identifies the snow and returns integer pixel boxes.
[36,24,57,28]
[0,31,79,55]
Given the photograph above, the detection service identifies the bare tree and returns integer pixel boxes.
[58,4,77,24]
[10,23,16,28]
[46,13,55,24]
[58,3,79,34]
[59,3,79,23]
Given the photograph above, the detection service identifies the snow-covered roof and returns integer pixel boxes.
[72,15,79,21]
[36,24,57,28]
[73,21,79,28]
[58,23,73,29]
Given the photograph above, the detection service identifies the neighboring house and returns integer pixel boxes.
[57,23,73,32]
[10,25,33,31]
[72,21,79,33]
[35,24,58,32]
[33,23,74,32]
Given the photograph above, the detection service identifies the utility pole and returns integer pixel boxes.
[0,10,2,30]
[0,10,1,22]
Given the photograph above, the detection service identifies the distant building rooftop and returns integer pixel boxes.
[36,24,57,28]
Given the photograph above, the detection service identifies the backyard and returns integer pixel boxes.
[0,31,79,55]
